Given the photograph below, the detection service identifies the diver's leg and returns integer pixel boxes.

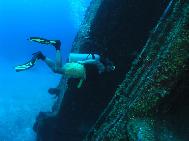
[43,56,65,74]
[55,50,62,69]
[36,39,63,73]
[44,57,56,71]
[33,51,59,73]
[52,40,63,73]
[53,49,65,74]
[40,40,64,74]
[30,38,63,73]
[39,55,64,74]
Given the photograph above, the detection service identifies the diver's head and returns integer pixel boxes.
[101,58,116,72]
[108,65,116,71]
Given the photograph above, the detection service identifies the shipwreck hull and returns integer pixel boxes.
[32,0,189,141]
[85,0,189,140]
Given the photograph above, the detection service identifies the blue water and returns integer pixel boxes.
[0,0,91,140]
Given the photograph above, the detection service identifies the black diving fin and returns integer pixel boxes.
[15,51,42,72]
[28,37,60,47]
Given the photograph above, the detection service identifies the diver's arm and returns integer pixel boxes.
[55,50,62,70]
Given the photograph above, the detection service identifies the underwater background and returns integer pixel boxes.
[0,0,91,140]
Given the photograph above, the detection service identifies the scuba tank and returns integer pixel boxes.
[68,53,100,62]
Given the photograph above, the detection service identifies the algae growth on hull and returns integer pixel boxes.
[85,0,189,141]
[34,0,189,141]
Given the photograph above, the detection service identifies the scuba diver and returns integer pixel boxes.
[15,37,115,89]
